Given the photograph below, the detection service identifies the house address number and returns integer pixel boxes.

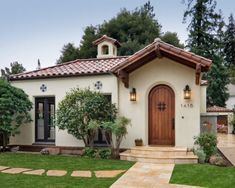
[181,104,193,108]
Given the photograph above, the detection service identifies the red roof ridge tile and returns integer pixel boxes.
[10,56,129,79]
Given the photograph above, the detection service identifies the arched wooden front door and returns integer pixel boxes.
[149,85,175,146]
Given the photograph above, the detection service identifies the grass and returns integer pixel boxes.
[0,153,134,188]
[170,164,235,188]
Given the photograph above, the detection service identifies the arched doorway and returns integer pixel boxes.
[148,84,175,145]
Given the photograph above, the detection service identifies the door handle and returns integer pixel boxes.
[172,118,175,130]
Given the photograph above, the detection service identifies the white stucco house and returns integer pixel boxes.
[9,35,212,150]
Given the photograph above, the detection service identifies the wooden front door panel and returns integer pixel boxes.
[149,85,175,145]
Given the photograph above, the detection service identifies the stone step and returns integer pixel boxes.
[120,150,198,164]
[130,146,188,157]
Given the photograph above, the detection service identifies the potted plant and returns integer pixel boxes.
[135,138,143,146]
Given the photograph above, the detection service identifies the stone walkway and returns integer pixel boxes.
[217,133,235,166]
[110,162,201,188]
[0,166,125,178]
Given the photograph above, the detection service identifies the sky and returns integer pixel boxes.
[0,0,234,71]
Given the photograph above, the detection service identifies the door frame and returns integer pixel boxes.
[35,97,55,143]
[148,84,175,146]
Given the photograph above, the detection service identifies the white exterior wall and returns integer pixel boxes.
[10,57,205,149]
[226,83,235,110]
[200,85,207,113]
[10,74,118,147]
[97,41,117,58]
[118,57,201,148]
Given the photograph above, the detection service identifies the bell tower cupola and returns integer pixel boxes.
[93,35,121,58]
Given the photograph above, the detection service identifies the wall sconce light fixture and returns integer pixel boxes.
[130,88,136,101]
[184,85,191,99]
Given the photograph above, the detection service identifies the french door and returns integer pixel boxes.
[35,97,55,143]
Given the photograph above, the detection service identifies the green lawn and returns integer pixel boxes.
[170,164,235,188]
[0,153,134,188]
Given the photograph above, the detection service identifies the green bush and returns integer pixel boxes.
[194,148,206,163]
[98,149,111,159]
[194,133,217,161]
[82,148,111,159]
[82,147,97,158]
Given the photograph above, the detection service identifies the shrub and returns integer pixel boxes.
[0,79,32,151]
[98,149,111,159]
[82,147,97,158]
[194,133,217,161]
[194,148,206,163]
[56,88,117,147]
[82,148,111,159]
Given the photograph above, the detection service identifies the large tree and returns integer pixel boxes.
[0,79,32,150]
[58,1,185,62]
[57,43,80,64]
[60,2,161,60]
[1,61,26,80]
[183,0,229,107]
[160,32,184,48]
[224,14,235,68]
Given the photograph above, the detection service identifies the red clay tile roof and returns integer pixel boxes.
[10,38,212,81]
[207,105,233,112]
[112,38,212,73]
[10,56,128,80]
[93,35,121,47]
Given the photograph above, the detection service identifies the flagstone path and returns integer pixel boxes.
[217,133,235,166]
[0,165,125,178]
[110,162,202,188]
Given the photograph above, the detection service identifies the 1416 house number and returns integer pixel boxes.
[181,103,193,108]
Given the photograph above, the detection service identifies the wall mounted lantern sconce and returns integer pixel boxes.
[130,88,136,101]
[184,85,191,99]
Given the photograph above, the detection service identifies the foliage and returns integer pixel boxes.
[98,148,111,159]
[82,147,97,158]
[170,164,235,188]
[55,88,117,147]
[194,133,217,161]
[57,2,184,62]
[82,148,111,159]
[224,14,235,68]
[161,32,184,48]
[0,79,32,150]
[102,116,131,159]
[183,0,230,107]
[57,43,80,64]
[194,148,206,163]
[1,61,26,80]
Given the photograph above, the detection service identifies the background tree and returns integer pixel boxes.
[1,61,26,80]
[56,88,117,147]
[57,43,80,64]
[160,31,184,48]
[77,26,98,59]
[0,79,32,151]
[57,1,185,62]
[57,2,161,61]
[183,0,229,107]
[224,14,235,68]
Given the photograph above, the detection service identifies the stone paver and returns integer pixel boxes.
[23,169,45,176]
[0,166,10,171]
[71,170,92,177]
[1,168,31,174]
[47,170,67,177]
[217,133,235,166]
[95,170,126,178]
[110,162,202,188]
